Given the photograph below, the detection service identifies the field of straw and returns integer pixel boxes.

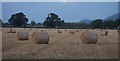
[2,28,118,59]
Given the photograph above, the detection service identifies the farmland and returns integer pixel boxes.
[2,28,118,59]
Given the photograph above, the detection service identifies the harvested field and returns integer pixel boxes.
[2,28,118,59]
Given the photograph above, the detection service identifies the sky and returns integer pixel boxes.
[0,2,2,19]
[1,0,120,2]
[2,2,118,23]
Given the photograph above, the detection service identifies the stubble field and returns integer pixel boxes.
[2,28,119,59]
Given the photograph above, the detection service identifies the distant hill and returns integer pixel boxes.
[80,13,119,24]
[80,19,93,24]
[104,13,119,21]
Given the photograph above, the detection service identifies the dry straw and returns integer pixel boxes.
[17,32,28,40]
[81,31,98,44]
[32,31,49,44]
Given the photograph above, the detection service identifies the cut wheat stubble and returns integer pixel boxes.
[32,31,49,44]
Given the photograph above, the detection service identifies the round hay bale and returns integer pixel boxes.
[86,29,89,31]
[57,29,62,33]
[96,29,101,31]
[105,31,108,36]
[69,30,74,34]
[57,30,62,33]
[97,29,102,32]
[7,28,16,33]
[49,28,51,30]
[32,31,49,44]
[81,31,98,44]
[101,31,108,36]
[37,28,39,31]
[11,29,16,33]
[39,29,46,32]
[118,30,120,35]
[118,31,120,35]
[17,32,28,40]
[30,28,32,30]
[0,28,1,31]
[76,29,79,32]
[64,29,67,31]
[41,30,44,31]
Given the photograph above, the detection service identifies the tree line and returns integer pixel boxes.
[91,19,120,29]
[1,12,120,29]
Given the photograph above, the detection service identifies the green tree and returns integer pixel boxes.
[43,13,64,28]
[31,20,36,25]
[8,12,28,27]
[36,23,42,26]
[0,18,3,27]
[103,20,115,29]
[91,19,103,28]
[114,19,120,28]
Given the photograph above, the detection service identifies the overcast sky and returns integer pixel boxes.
[1,0,120,2]
[2,2,118,23]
